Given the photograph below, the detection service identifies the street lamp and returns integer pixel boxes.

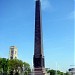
[25,66,30,75]
[2,68,3,75]
[18,66,21,74]
[22,64,25,75]
[7,67,9,75]
[13,69,15,75]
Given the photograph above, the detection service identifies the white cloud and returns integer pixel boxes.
[40,0,52,11]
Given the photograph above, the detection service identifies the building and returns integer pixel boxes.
[68,68,75,75]
[9,46,18,59]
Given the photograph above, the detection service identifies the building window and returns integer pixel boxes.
[10,57,13,59]
[15,51,16,54]
[11,50,13,54]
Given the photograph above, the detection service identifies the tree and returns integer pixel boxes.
[65,72,69,75]
[0,58,8,75]
[8,59,23,71]
[47,69,66,75]
[0,58,2,72]
[47,69,55,75]
[0,58,31,75]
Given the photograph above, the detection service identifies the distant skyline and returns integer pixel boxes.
[0,0,74,72]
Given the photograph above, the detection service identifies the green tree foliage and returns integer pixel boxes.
[23,62,31,73]
[8,59,23,71]
[0,58,8,72]
[0,58,2,72]
[0,58,31,74]
[65,72,69,75]
[47,69,55,75]
[47,69,69,75]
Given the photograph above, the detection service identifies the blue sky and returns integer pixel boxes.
[0,0,74,72]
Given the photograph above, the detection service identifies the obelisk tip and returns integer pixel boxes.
[36,0,40,1]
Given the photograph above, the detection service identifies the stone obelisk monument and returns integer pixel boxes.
[33,0,46,75]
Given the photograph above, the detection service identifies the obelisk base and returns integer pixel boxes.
[34,68,45,75]
[29,68,48,75]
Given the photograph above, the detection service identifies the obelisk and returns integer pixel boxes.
[33,0,46,75]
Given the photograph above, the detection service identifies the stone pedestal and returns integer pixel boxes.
[29,72,48,75]
[34,68,46,75]
[29,68,48,75]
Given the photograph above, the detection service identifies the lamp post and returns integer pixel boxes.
[22,64,25,75]
[47,68,50,75]
[7,67,9,75]
[56,63,57,75]
[13,69,15,75]
[3,65,4,75]
[2,68,3,75]
[25,66,29,75]
[18,66,21,75]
